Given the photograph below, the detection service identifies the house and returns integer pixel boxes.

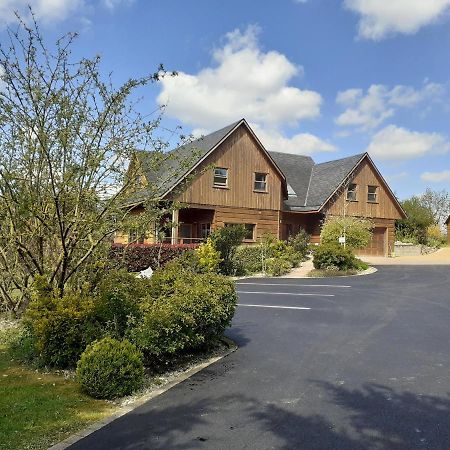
[446,216,450,244]
[115,119,406,256]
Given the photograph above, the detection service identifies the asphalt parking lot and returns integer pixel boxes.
[71,266,450,449]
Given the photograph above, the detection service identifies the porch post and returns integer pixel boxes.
[171,209,179,244]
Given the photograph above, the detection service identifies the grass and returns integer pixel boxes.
[308,268,359,277]
[0,328,117,450]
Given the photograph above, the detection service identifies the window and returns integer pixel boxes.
[129,229,144,244]
[200,223,211,239]
[367,185,378,203]
[224,223,256,241]
[213,167,228,187]
[346,183,357,201]
[254,173,268,192]
[243,223,255,241]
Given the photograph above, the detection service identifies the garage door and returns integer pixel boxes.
[357,227,387,256]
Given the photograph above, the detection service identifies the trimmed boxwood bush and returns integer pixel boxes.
[128,268,237,361]
[76,337,144,399]
[313,244,359,271]
[109,243,198,272]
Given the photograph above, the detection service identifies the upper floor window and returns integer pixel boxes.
[346,183,357,201]
[213,167,228,187]
[367,185,378,203]
[254,173,268,192]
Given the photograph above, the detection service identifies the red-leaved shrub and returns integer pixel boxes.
[109,243,198,272]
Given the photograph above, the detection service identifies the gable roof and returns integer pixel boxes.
[133,119,405,217]
[307,153,365,210]
[135,119,286,199]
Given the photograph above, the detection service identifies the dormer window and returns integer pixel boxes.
[346,183,357,201]
[254,173,267,192]
[213,168,228,187]
[367,185,378,203]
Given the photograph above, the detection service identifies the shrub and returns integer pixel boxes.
[76,337,144,399]
[128,271,237,361]
[195,239,222,273]
[265,258,292,277]
[426,225,446,248]
[321,217,373,249]
[287,229,310,258]
[24,284,100,368]
[210,225,247,275]
[108,243,197,273]
[313,244,359,271]
[93,270,148,339]
[234,245,263,275]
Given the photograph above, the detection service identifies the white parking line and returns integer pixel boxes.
[237,282,351,288]
[238,304,311,310]
[237,291,334,297]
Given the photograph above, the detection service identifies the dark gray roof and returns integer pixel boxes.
[136,120,241,197]
[268,152,314,207]
[305,153,365,209]
[269,151,364,211]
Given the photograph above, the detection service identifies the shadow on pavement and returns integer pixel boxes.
[70,382,450,449]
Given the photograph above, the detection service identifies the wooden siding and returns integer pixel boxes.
[176,125,285,211]
[447,221,450,244]
[325,158,404,220]
[214,206,280,241]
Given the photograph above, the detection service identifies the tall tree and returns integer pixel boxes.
[0,14,186,314]
[420,188,450,226]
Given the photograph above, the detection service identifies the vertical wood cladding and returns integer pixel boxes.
[213,206,280,241]
[176,125,285,211]
[326,159,404,220]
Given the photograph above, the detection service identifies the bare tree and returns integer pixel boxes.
[0,13,188,314]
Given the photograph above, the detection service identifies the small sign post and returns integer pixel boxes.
[338,236,346,245]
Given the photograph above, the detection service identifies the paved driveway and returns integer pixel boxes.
[71,266,450,449]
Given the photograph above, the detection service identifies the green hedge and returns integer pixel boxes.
[76,337,144,399]
[313,244,359,271]
[128,269,237,361]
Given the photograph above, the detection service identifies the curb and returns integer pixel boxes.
[48,337,237,450]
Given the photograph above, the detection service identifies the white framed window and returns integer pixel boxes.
[213,167,228,187]
[346,183,357,201]
[254,172,268,192]
[367,185,378,203]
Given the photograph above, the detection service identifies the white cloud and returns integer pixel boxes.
[335,82,444,132]
[0,0,85,25]
[158,26,331,155]
[366,125,450,161]
[421,170,450,182]
[250,123,336,155]
[344,0,450,40]
[0,0,132,25]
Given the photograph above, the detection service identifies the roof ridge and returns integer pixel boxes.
[303,165,314,206]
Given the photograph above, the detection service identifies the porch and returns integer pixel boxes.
[166,207,215,244]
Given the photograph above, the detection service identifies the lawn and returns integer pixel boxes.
[0,329,117,450]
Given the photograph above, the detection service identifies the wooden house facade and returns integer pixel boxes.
[115,119,406,256]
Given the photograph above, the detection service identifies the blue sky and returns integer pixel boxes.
[2,0,450,199]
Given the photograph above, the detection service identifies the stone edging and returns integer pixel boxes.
[48,337,237,450]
